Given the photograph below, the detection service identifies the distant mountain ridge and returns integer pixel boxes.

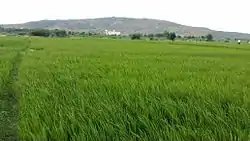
[2,17,250,40]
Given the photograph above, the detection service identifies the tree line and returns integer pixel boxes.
[130,32,177,41]
[0,27,82,37]
[0,26,214,41]
[130,31,214,41]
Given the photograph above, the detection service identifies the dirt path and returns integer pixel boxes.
[0,39,30,141]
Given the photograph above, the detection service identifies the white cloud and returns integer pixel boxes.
[0,0,249,33]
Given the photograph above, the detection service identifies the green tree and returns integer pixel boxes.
[88,32,93,36]
[169,32,176,41]
[30,29,51,37]
[130,33,141,40]
[148,34,154,40]
[206,34,213,41]
[54,29,67,37]
[68,31,72,35]
[225,37,230,43]
[201,36,205,40]
[80,32,86,36]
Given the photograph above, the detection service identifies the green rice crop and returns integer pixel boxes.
[2,37,250,140]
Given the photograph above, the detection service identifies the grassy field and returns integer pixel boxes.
[1,37,250,140]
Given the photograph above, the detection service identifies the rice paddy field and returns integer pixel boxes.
[1,37,250,140]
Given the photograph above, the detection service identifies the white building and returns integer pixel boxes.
[104,30,121,36]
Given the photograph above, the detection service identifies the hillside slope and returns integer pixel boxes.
[2,17,250,40]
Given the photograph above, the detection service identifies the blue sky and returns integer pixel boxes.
[1,0,250,33]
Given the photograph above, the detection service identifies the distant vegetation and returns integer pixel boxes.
[1,26,250,44]
[206,34,213,41]
[0,27,69,37]
[130,33,142,40]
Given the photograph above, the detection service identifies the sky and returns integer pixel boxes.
[1,0,250,33]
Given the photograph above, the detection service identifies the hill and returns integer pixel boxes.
[2,17,250,40]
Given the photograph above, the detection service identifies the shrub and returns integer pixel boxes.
[130,33,142,40]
